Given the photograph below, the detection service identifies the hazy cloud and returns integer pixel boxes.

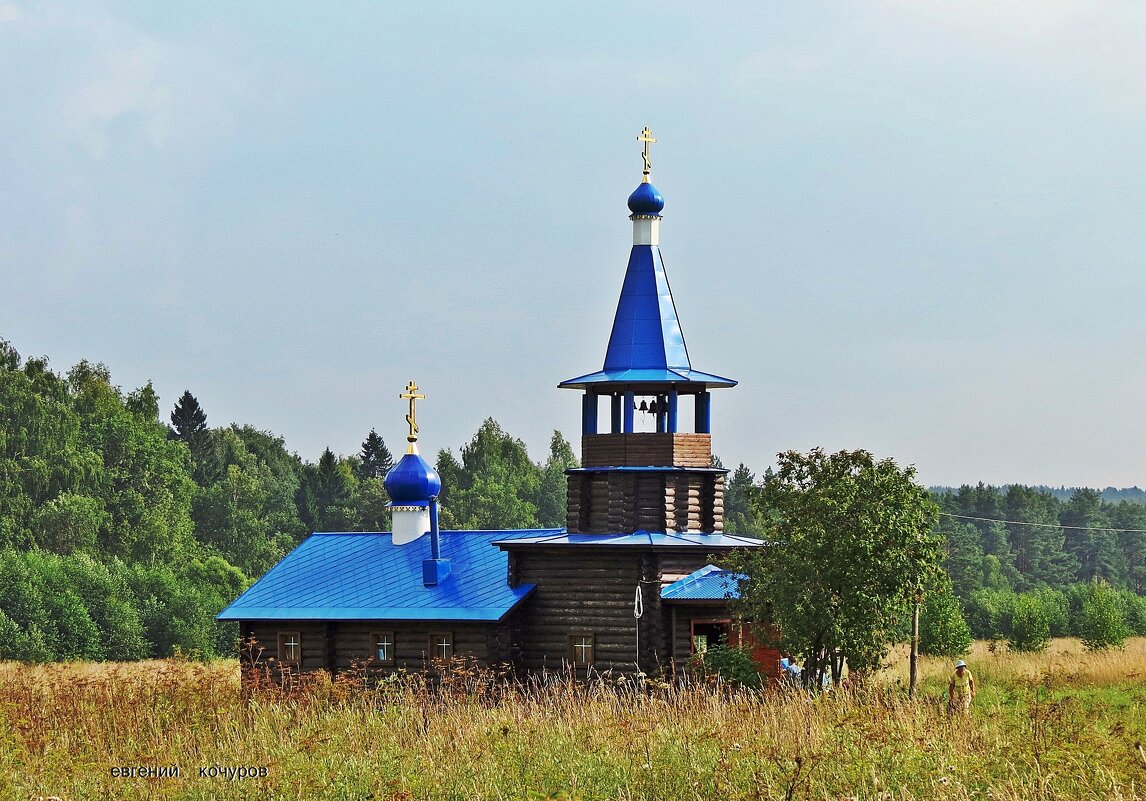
[10,3,251,160]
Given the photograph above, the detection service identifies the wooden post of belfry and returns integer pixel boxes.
[909,584,922,699]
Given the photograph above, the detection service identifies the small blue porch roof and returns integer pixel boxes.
[216,529,559,622]
[661,564,746,602]
[559,245,735,391]
[493,531,763,549]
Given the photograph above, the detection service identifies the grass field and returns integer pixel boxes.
[2,639,1145,800]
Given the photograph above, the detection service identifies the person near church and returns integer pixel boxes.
[947,659,975,714]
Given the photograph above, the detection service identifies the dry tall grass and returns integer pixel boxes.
[2,641,1145,800]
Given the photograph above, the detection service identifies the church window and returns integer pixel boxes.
[372,631,395,664]
[277,631,301,665]
[568,633,595,666]
[430,631,453,660]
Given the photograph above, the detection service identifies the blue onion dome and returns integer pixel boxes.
[384,451,442,504]
[627,182,665,215]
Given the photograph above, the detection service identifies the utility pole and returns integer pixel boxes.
[909,584,922,698]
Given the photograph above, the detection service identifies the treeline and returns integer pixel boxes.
[727,466,1146,653]
[6,334,1146,663]
[0,340,575,661]
[933,484,1146,595]
[932,485,1146,504]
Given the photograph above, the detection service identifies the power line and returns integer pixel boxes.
[939,511,1146,534]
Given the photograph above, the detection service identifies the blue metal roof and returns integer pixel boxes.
[493,531,763,549]
[216,529,559,622]
[558,367,737,390]
[559,246,736,390]
[661,564,746,601]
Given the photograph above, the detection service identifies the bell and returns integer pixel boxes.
[637,400,649,412]
[648,399,660,415]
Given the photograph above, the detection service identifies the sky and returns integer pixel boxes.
[3,1,1146,488]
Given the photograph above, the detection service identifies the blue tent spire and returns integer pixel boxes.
[559,129,735,391]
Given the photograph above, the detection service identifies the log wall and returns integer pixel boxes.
[510,549,653,674]
[566,471,726,534]
[241,620,498,681]
[509,548,720,676]
[581,433,712,468]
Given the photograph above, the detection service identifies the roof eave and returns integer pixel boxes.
[216,584,536,623]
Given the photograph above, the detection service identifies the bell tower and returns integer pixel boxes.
[559,129,736,534]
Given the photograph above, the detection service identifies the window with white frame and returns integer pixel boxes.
[277,631,301,665]
[568,633,595,666]
[430,631,453,661]
[372,631,395,664]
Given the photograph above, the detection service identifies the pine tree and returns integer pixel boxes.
[356,429,394,480]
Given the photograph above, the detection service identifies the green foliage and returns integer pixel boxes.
[728,448,941,683]
[356,477,392,531]
[722,463,768,537]
[31,492,107,554]
[1120,590,1146,636]
[1079,581,1130,651]
[1030,587,1070,637]
[964,589,1013,640]
[536,431,577,528]
[356,429,394,480]
[932,484,1146,597]
[1008,594,1051,653]
[919,584,971,657]
[696,644,763,688]
[192,427,304,575]
[435,419,561,530]
[169,390,211,481]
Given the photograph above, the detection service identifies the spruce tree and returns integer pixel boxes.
[169,390,213,483]
[357,429,394,480]
[170,390,207,441]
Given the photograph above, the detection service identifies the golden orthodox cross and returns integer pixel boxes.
[637,126,657,181]
[400,380,426,445]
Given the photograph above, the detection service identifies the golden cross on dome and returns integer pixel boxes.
[399,380,426,448]
[637,126,657,182]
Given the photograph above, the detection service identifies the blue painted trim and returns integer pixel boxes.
[582,394,596,435]
[623,390,634,433]
[668,390,678,433]
[558,368,737,390]
[429,497,441,560]
[423,559,451,587]
[696,391,711,434]
[493,531,764,549]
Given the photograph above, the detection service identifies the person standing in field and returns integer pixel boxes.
[947,659,975,714]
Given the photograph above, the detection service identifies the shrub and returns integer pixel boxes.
[1030,587,1069,637]
[919,587,971,657]
[697,645,763,688]
[1120,591,1146,637]
[965,589,1014,640]
[1007,594,1050,653]
[1079,581,1130,651]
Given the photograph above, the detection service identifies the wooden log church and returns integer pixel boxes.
[217,130,771,680]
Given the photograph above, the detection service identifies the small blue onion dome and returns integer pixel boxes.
[384,451,442,504]
[627,182,664,215]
